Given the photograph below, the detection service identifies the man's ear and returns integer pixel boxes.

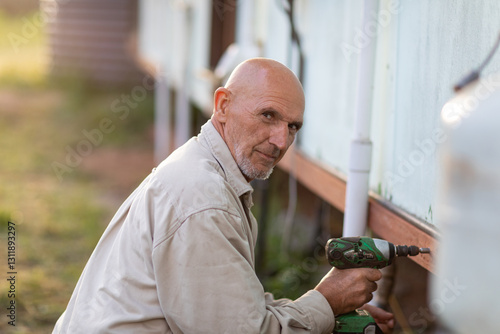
[213,87,230,123]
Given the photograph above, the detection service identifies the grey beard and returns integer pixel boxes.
[235,147,274,180]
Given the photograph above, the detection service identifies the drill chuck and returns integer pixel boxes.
[396,245,431,257]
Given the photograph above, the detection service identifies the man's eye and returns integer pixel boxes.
[289,124,297,131]
[262,112,272,119]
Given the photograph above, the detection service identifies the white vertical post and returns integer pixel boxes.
[154,66,171,164]
[174,5,192,149]
[342,0,379,237]
[174,82,190,149]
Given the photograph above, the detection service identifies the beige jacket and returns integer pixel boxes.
[53,120,335,334]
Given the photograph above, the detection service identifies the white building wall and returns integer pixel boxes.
[137,0,500,226]
[138,0,172,67]
[138,0,212,111]
[259,0,500,225]
[296,0,362,174]
[372,0,500,223]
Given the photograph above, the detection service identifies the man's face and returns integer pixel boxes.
[223,84,304,181]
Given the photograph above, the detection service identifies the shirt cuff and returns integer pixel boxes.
[294,290,335,334]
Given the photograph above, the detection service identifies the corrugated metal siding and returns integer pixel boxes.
[42,0,145,86]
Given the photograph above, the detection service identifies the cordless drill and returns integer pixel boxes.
[325,236,430,334]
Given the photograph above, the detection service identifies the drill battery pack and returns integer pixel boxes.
[333,309,383,334]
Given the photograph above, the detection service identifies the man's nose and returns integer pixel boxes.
[269,122,289,151]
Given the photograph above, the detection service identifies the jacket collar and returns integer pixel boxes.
[199,119,254,207]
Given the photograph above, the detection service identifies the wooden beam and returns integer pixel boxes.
[278,148,347,212]
[368,194,437,272]
[278,148,438,272]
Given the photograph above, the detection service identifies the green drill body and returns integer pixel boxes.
[325,237,430,334]
[326,237,394,269]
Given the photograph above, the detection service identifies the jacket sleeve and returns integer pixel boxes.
[152,208,335,334]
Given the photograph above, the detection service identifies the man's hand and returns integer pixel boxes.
[314,267,381,315]
[360,304,395,334]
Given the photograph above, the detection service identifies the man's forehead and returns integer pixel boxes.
[226,59,303,94]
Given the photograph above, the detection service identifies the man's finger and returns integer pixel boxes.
[365,268,382,281]
[368,281,378,293]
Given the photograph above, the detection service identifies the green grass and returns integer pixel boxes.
[0,87,112,333]
[0,10,154,333]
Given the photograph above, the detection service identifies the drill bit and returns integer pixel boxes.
[396,245,431,257]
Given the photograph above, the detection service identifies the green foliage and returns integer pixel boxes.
[253,174,327,301]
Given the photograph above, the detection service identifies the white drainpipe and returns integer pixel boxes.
[174,3,192,149]
[154,66,171,164]
[342,0,379,237]
[237,0,254,51]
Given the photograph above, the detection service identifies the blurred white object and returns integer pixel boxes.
[433,73,500,333]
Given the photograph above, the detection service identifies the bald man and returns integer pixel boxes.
[53,58,393,333]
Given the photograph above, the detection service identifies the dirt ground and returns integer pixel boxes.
[80,146,155,214]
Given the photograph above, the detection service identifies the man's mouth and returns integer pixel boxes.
[256,150,280,162]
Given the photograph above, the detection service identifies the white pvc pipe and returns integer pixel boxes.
[342,0,379,237]
[174,5,192,149]
[174,84,190,149]
[154,66,171,164]
[236,0,253,49]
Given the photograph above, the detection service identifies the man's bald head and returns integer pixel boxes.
[223,58,304,107]
[211,58,305,181]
